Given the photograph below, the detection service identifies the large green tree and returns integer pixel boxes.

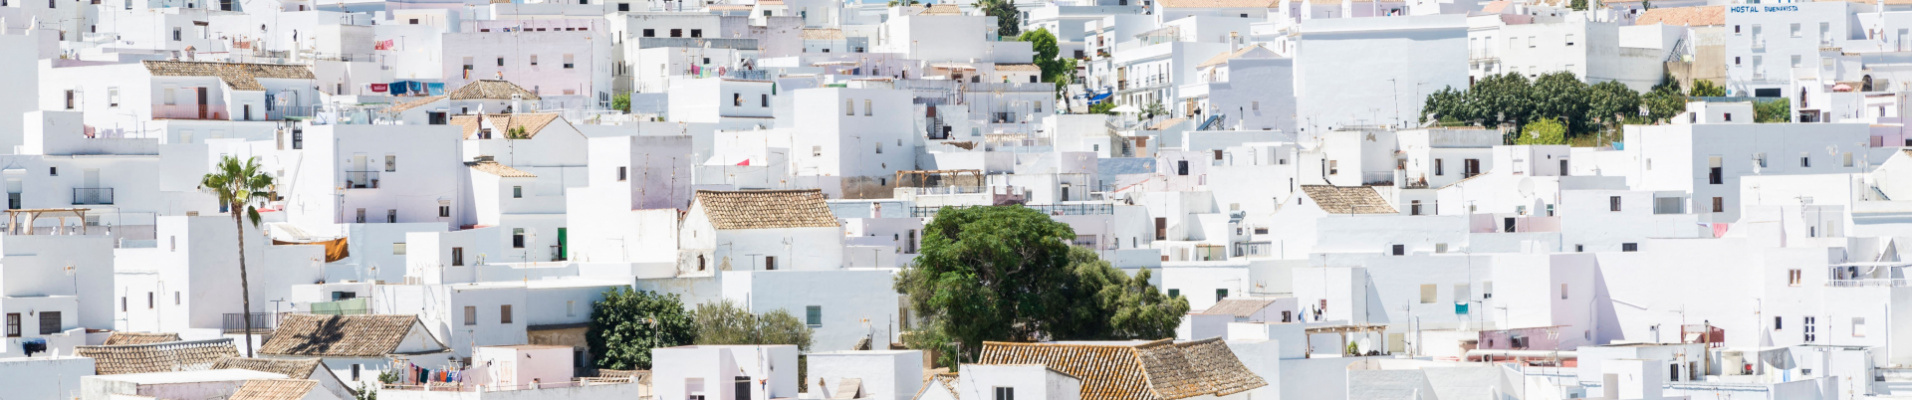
[1529,72,1591,134]
[1642,79,1688,123]
[1585,80,1642,127]
[200,156,274,357]
[1463,73,1535,128]
[691,300,816,351]
[1755,99,1791,123]
[1516,118,1569,145]
[979,0,1019,38]
[1017,28,1079,102]
[897,206,1187,367]
[588,289,696,370]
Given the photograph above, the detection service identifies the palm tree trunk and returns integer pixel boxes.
[234,209,255,357]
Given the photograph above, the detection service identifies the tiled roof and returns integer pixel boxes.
[469,160,538,178]
[977,339,1267,400]
[921,4,963,14]
[1480,0,1508,13]
[259,314,434,357]
[213,357,323,378]
[142,61,315,91]
[104,332,182,345]
[1300,185,1397,214]
[387,95,448,113]
[1197,45,1273,69]
[802,28,846,40]
[448,79,541,100]
[1198,298,1276,317]
[451,113,567,140]
[1158,0,1276,9]
[76,338,241,375]
[229,379,319,400]
[995,63,1041,72]
[694,189,840,230]
[1634,6,1724,26]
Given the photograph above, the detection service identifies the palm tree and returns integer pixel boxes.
[201,156,275,357]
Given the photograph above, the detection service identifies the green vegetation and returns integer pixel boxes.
[1087,101,1117,115]
[1422,72,1699,144]
[612,93,631,113]
[896,206,1188,368]
[1516,118,1568,145]
[1755,99,1791,123]
[979,0,1019,37]
[588,289,697,370]
[1689,80,1727,97]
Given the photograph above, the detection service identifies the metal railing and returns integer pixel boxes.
[911,204,1115,218]
[72,188,113,205]
[1826,279,1907,288]
[221,312,278,335]
[345,171,381,189]
[901,186,987,195]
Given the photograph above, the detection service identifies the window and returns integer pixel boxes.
[564,54,575,69]
[513,186,524,198]
[1215,288,1229,301]
[148,292,154,309]
[175,292,180,305]
[642,28,655,37]
[173,27,181,41]
[864,100,872,116]
[1853,317,1866,337]
[1420,284,1437,303]
[108,87,119,107]
[501,305,513,324]
[497,57,505,67]
[1622,243,1638,252]
[567,300,577,317]
[1775,316,1783,330]
[63,90,75,110]
[1610,196,1622,212]
[1843,152,1853,167]
[530,54,539,66]
[617,166,628,181]
[1724,112,1733,122]
[618,2,628,10]
[513,228,526,248]
[452,247,465,266]
[761,94,770,108]
[1559,284,1568,300]
[1328,160,1339,175]
[37,311,59,335]
[464,306,477,325]
[1801,153,1811,167]
[121,296,126,312]
[995,387,1015,400]
[1788,269,1801,286]
[1710,197,1723,213]
[352,364,361,381]
[1434,159,1444,176]
[5,313,17,337]
[1791,23,1801,38]
[1391,244,1405,256]
[765,256,776,270]
[812,146,822,157]
[690,29,702,38]
[439,205,451,218]
[734,93,743,107]
[846,99,854,115]
[670,28,682,37]
[356,208,366,223]
[1167,289,1180,298]
[1805,316,1818,342]
[394,243,407,255]
[1709,156,1722,184]
[1410,200,1422,216]
[805,305,822,327]
[1755,153,1767,168]
[409,18,419,24]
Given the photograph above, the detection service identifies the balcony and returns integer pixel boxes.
[221,312,279,335]
[345,171,381,189]
[911,203,1115,218]
[72,188,113,205]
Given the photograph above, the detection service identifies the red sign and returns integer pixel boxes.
[370,83,389,93]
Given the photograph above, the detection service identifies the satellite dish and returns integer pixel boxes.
[1517,177,1536,199]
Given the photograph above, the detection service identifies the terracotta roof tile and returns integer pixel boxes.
[803,28,847,40]
[1198,298,1277,317]
[977,339,1266,400]
[259,314,439,357]
[996,63,1041,72]
[229,379,319,400]
[921,4,963,14]
[1301,185,1397,214]
[448,79,541,100]
[142,61,315,91]
[213,357,323,378]
[76,338,241,375]
[469,161,538,177]
[103,332,183,345]
[452,113,567,140]
[694,189,839,230]
[387,95,448,113]
[1634,6,1723,26]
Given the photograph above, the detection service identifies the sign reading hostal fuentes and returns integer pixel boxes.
[1729,5,1799,13]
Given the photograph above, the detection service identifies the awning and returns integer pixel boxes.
[274,237,350,263]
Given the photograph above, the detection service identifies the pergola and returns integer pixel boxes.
[5,208,92,235]
[894,169,984,188]
[1304,323,1390,357]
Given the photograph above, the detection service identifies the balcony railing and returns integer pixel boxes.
[345,171,381,189]
[72,188,113,205]
[221,312,279,335]
[912,204,1115,218]
[1827,278,1907,288]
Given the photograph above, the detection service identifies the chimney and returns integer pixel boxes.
[511,93,523,114]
